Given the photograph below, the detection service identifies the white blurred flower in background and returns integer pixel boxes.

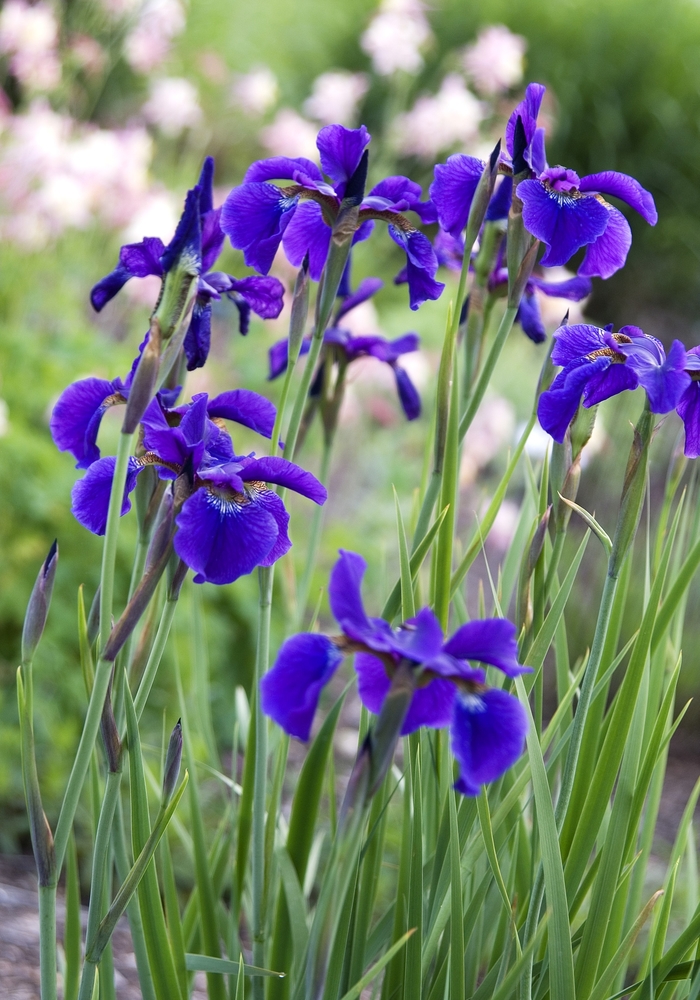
[231,66,279,116]
[460,396,515,486]
[143,77,203,135]
[0,0,61,92]
[0,399,9,438]
[98,0,141,17]
[69,34,107,76]
[486,498,520,554]
[393,74,483,159]
[463,25,526,96]
[122,188,177,243]
[304,71,369,125]
[123,0,185,73]
[361,0,432,76]
[260,109,319,160]
[536,267,590,327]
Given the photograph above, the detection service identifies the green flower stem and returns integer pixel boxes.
[252,565,273,1000]
[78,769,122,1000]
[459,304,518,442]
[132,596,179,722]
[295,433,334,627]
[53,432,134,876]
[39,885,57,1000]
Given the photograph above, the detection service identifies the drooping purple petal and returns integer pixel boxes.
[226,274,285,321]
[578,206,632,280]
[317,124,371,184]
[505,82,546,159]
[253,487,292,566]
[388,227,445,310]
[201,207,226,273]
[183,301,212,371]
[584,362,638,407]
[71,456,143,535]
[207,389,276,438]
[451,687,528,795]
[391,607,444,662]
[442,618,527,677]
[579,171,658,225]
[161,186,202,274]
[50,377,122,468]
[529,273,592,301]
[90,236,165,311]
[238,456,327,504]
[336,277,383,321]
[678,381,700,459]
[516,292,546,343]
[393,366,421,420]
[261,633,344,741]
[430,155,484,238]
[174,485,281,585]
[538,357,611,442]
[619,337,690,413]
[244,156,323,184]
[518,181,610,267]
[268,338,312,380]
[282,201,331,280]
[90,264,135,311]
[221,183,296,275]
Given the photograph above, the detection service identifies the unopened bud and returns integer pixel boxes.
[162,719,183,804]
[123,320,162,434]
[167,554,189,602]
[101,679,121,773]
[516,506,552,631]
[22,540,58,666]
[508,238,539,309]
[87,585,101,648]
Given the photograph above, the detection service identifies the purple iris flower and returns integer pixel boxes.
[261,550,529,796]
[502,83,658,279]
[221,124,443,311]
[538,323,690,442]
[90,157,285,370]
[431,159,512,240]
[268,277,421,420]
[70,391,325,584]
[676,348,700,458]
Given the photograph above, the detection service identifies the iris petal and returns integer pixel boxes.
[451,688,528,795]
[72,456,142,535]
[50,377,119,468]
[518,181,609,267]
[261,633,344,741]
[442,618,527,677]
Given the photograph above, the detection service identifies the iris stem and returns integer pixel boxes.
[133,597,179,722]
[53,430,134,875]
[295,433,334,628]
[252,565,273,1000]
[459,304,518,442]
[39,885,57,1000]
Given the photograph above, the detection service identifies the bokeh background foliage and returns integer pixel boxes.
[2,0,700,853]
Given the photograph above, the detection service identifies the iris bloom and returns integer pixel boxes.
[261,550,529,795]
[90,157,285,370]
[506,84,657,278]
[673,348,700,458]
[221,124,444,310]
[538,323,690,442]
[268,276,421,420]
[70,391,325,584]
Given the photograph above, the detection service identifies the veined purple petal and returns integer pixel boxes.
[282,201,331,280]
[261,633,344,741]
[244,156,323,184]
[579,171,657,225]
[221,183,296,275]
[388,227,445,310]
[90,264,134,311]
[619,337,690,413]
[336,277,384,321]
[255,488,292,566]
[90,236,165,311]
[451,688,528,795]
[578,207,632,280]
[317,124,371,184]
[678,382,700,459]
[174,484,280,584]
[328,549,375,643]
[161,186,202,275]
[584,362,638,407]
[529,273,592,301]
[183,301,212,371]
[393,366,421,420]
[355,651,456,734]
[71,456,142,535]
[201,207,225,273]
[179,393,209,447]
[50,377,121,468]
[505,82,546,158]
[239,456,327,504]
[442,618,527,677]
[485,175,513,221]
[529,127,548,175]
[550,324,607,366]
[430,155,484,238]
[207,389,276,438]
[227,275,285,321]
[517,292,546,343]
[391,607,444,661]
[518,181,610,267]
[538,358,611,442]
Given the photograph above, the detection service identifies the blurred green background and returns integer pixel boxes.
[1,0,699,850]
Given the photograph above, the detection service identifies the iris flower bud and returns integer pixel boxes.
[162,719,183,804]
[21,541,58,666]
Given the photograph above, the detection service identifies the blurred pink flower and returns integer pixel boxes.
[231,66,278,116]
[142,77,202,135]
[69,34,107,76]
[463,25,526,96]
[460,396,515,486]
[361,0,432,76]
[393,74,483,159]
[0,0,60,91]
[304,71,369,125]
[123,0,185,74]
[260,109,319,161]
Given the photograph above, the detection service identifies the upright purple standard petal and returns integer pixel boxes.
[430,155,484,238]
[537,358,611,442]
[239,456,327,504]
[208,389,276,439]
[578,207,632,280]
[678,381,700,459]
[221,183,296,275]
[442,619,527,677]
[393,366,421,420]
[391,607,444,662]
[505,82,546,159]
[201,208,226,273]
[388,227,445,310]
[50,377,122,468]
[227,275,285,320]
[518,181,610,267]
[71,456,143,535]
[317,124,371,185]
[282,201,332,280]
[579,171,658,225]
[183,300,211,370]
[161,185,202,274]
[451,688,528,795]
[174,485,281,585]
[261,633,344,741]
[619,338,690,413]
[328,550,375,643]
